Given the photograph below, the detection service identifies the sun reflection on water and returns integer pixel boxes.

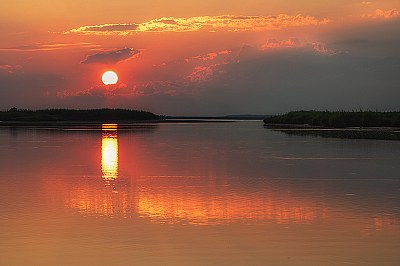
[39,124,400,231]
[101,124,118,180]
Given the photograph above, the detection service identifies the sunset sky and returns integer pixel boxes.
[1,0,399,115]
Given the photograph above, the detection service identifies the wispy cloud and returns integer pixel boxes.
[185,50,232,62]
[260,38,337,55]
[0,64,22,74]
[71,23,139,33]
[64,14,331,35]
[186,65,222,82]
[260,38,302,49]
[364,8,400,19]
[81,48,140,64]
[0,42,101,52]
[157,41,337,85]
[60,80,182,98]
[71,84,134,97]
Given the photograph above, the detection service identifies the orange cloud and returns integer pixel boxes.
[185,50,232,62]
[186,66,215,82]
[60,80,184,99]
[260,38,302,49]
[0,42,101,52]
[218,50,232,55]
[365,8,400,19]
[185,61,230,83]
[64,14,331,35]
[59,84,134,98]
[0,64,22,74]
[184,40,337,84]
[189,53,218,61]
[260,38,336,55]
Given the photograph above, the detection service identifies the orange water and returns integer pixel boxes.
[0,122,399,265]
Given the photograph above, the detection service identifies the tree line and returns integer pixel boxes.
[263,110,400,128]
[0,108,160,122]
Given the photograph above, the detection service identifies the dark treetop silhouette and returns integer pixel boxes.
[0,108,160,122]
[264,110,400,128]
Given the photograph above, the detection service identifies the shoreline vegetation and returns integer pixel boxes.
[263,111,400,140]
[0,108,238,126]
[0,108,160,123]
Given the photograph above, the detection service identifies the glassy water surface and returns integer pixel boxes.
[0,121,399,265]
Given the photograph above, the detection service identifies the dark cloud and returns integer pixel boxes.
[81,48,140,65]
[156,19,177,25]
[84,24,139,32]
[65,23,139,34]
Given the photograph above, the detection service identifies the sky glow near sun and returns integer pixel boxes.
[0,1,399,115]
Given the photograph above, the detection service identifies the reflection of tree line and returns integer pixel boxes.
[274,129,400,140]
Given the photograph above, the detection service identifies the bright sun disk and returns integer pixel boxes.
[102,71,118,85]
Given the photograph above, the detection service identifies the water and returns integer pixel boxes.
[0,121,399,265]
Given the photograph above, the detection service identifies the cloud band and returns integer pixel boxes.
[81,48,140,64]
[65,14,331,35]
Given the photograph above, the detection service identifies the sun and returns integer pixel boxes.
[102,71,118,85]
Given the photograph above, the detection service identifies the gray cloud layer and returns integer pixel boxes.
[58,46,400,116]
[81,48,139,64]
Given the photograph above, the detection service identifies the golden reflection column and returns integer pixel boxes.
[101,124,118,180]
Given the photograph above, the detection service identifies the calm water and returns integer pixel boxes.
[0,121,399,265]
